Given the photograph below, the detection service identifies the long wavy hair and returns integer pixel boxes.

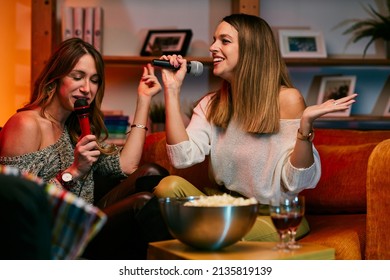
[207,14,293,134]
[19,38,116,154]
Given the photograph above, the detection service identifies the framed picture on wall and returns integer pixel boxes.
[278,29,327,58]
[317,76,357,117]
[140,29,192,56]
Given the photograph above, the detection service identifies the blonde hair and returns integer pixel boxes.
[208,14,293,134]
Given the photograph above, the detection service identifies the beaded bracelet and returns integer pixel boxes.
[130,124,148,131]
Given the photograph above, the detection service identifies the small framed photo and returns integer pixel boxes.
[140,29,192,56]
[317,76,357,117]
[384,98,390,117]
[278,29,327,58]
[371,76,390,116]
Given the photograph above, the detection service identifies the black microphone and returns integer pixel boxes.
[74,98,91,138]
[152,59,203,77]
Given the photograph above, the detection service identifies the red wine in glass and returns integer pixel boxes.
[287,196,305,249]
[270,195,305,250]
[271,213,293,231]
[270,212,291,249]
[288,213,303,230]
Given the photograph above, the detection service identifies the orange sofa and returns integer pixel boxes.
[141,129,390,260]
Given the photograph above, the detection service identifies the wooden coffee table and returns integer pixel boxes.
[147,239,335,260]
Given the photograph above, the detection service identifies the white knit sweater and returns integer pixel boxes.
[166,95,321,204]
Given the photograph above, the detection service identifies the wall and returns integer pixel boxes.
[60,0,230,121]
[0,0,31,126]
[260,0,389,115]
[96,0,387,118]
[1,0,386,126]
[261,0,385,57]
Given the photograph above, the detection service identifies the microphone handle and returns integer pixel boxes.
[77,113,91,137]
[152,59,190,73]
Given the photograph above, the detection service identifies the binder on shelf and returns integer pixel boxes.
[93,7,103,52]
[61,6,74,41]
[73,7,84,39]
[83,7,94,45]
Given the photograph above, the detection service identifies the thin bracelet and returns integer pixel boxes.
[130,124,148,131]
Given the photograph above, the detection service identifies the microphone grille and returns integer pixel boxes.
[74,99,89,115]
[189,61,203,76]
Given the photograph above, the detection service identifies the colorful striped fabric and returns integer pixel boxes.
[0,165,107,259]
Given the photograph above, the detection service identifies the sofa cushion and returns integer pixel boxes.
[366,139,390,260]
[303,214,366,260]
[314,129,390,145]
[302,143,377,214]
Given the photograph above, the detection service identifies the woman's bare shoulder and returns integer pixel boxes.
[279,87,306,119]
[0,111,43,156]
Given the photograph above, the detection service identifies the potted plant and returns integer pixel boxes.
[338,0,390,57]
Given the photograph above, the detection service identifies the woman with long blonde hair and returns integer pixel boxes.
[154,14,357,241]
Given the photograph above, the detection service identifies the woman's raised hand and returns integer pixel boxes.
[159,54,187,91]
[302,93,358,124]
[138,63,162,98]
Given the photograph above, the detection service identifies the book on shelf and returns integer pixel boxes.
[93,7,103,52]
[83,7,94,45]
[61,6,74,41]
[73,7,84,39]
[104,114,129,140]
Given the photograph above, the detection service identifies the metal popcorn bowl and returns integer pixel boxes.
[158,196,259,250]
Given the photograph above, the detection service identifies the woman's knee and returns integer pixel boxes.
[154,175,197,198]
[154,175,183,197]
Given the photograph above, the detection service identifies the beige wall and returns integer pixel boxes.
[0,0,31,126]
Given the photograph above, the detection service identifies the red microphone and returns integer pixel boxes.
[74,98,91,138]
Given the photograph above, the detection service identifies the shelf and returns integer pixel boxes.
[31,0,256,83]
[284,57,390,67]
[30,0,389,127]
[103,56,390,67]
[314,116,390,130]
[104,56,213,66]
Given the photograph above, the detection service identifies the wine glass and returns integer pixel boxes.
[286,195,305,249]
[269,196,292,251]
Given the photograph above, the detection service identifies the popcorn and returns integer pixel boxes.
[184,193,257,207]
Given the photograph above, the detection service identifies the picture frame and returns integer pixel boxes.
[384,98,390,117]
[317,76,357,117]
[140,29,192,56]
[372,76,390,116]
[278,29,327,58]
